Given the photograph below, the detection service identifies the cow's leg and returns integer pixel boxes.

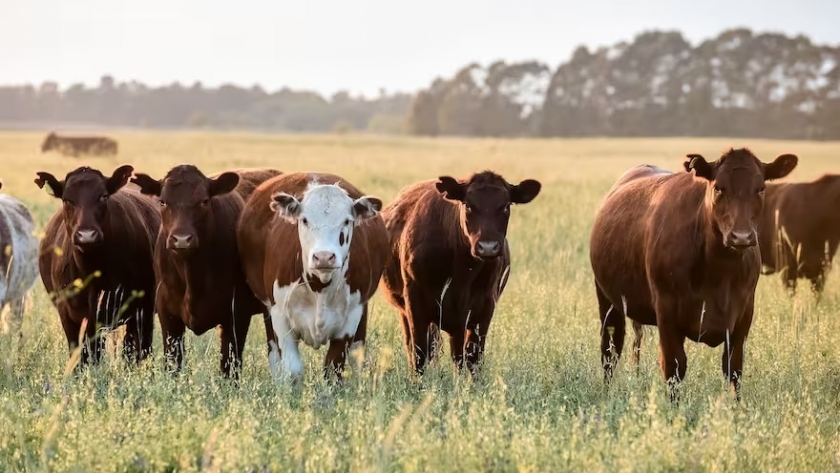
[324,304,368,380]
[220,313,250,380]
[777,243,798,294]
[268,301,302,382]
[137,297,155,362]
[722,301,754,401]
[261,307,280,375]
[597,282,625,383]
[403,284,437,375]
[654,297,687,402]
[631,321,644,368]
[82,315,106,365]
[4,294,27,337]
[159,309,186,374]
[59,308,83,362]
[122,300,153,365]
[463,318,491,376]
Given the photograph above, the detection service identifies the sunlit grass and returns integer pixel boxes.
[0,132,838,471]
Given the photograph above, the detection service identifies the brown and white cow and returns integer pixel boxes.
[42,132,118,157]
[0,181,40,336]
[238,173,389,381]
[36,165,160,365]
[590,149,797,399]
[380,171,541,375]
[131,166,281,378]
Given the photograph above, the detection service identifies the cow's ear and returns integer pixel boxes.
[106,165,134,195]
[209,172,239,197]
[353,196,382,223]
[510,179,541,204]
[270,192,301,223]
[764,154,798,181]
[131,173,162,196]
[435,176,467,202]
[685,154,715,181]
[35,171,64,199]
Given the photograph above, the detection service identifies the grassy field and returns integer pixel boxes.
[0,132,839,472]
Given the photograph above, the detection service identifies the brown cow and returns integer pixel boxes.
[758,175,840,295]
[42,132,118,157]
[238,173,389,382]
[131,166,282,378]
[590,149,798,399]
[380,171,541,375]
[36,165,160,365]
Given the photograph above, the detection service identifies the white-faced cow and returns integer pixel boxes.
[237,173,389,382]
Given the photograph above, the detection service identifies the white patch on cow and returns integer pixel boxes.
[0,195,38,335]
[269,276,364,382]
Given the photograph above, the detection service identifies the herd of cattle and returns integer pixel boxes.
[0,139,834,398]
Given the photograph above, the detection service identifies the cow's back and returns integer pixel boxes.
[239,172,388,304]
[211,168,282,202]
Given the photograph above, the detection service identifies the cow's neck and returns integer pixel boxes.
[71,244,108,282]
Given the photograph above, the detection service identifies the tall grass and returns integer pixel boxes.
[0,132,838,472]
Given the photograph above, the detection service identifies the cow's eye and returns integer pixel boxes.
[502,204,510,214]
[301,218,309,226]
[62,199,74,207]
[201,198,210,206]
[344,219,351,226]
[98,194,108,202]
[159,200,167,207]
[464,203,473,213]
[713,186,722,195]
[758,187,766,195]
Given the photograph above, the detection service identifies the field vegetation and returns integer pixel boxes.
[0,132,838,472]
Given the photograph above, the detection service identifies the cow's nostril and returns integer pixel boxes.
[477,240,501,256]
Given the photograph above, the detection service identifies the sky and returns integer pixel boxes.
[2,0,839,97]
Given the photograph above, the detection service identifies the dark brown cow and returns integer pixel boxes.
[380,171,541,375]
[42,132,118,156]
[238,173,389,382]
[590,149,798,399]
[758,175,840,295]
[131,166,281,378]
[36,165,160,365]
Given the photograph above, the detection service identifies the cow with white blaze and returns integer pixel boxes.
[237,173,389,381]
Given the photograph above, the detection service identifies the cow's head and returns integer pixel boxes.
[132,165,239,254]
[270,182,381,285]
[685,148,798,249]
[42,132,58,153]
[35,165,134,248]
[436,171,541,260]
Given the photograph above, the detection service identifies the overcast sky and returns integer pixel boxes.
[2,0,838,97]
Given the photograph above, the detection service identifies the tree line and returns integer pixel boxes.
[409,29,840,139]
[0,77,411,134]
[3,28,840,139]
